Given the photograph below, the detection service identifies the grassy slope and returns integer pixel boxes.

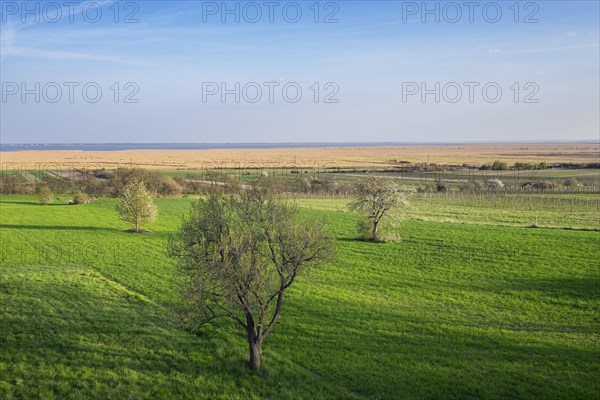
[0,197,353,400]
[1,195,599,399]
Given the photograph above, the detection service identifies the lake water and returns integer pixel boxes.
[0,142,446,152]
[1,141,594,152]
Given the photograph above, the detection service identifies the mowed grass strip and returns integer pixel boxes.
[1,195,599,399]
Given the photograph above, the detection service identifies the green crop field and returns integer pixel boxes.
[1,194,599,399]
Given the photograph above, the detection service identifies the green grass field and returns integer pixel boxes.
[1,194,599,399]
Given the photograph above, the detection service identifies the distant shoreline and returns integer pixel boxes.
[1,141,598,152]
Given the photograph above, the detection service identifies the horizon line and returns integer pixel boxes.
[2,140,599,146]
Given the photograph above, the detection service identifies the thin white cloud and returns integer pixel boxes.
[0,0,118,64]
[3,46,153,66]
[513,43,599,54]
[0,23,16,64]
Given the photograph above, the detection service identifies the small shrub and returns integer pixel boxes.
[514,162,535,170]
[485,179,505,190]
[158,178,183,197]
[73,191,91,204]
[532,181,554,191]
[492,160,508,170]
[436,181,448,192]
[562,177,578,187]
[38,186,54,205]
[417,184,436,193]
[461,181,484,193]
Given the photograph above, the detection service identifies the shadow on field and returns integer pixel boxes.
[337,237,367,243]
[0,224,120,232]
[0,201,77,207]
[492,277,600,299]
[0,267,351,399]
[0,200,41,206]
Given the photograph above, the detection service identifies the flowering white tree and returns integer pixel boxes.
[349,175,414,241]
[116,179,158,232]
[485,178,505,191]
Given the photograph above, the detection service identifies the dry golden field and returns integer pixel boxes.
[1,143,598,169]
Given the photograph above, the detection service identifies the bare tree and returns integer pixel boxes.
[116,179,158,232]
[349,175,414,241]
[168,187,336,370]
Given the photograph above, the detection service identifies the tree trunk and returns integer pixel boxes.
[249,339,262,370]
[136,218,141,233]
[372,220,379,241]
[247,329,262,370]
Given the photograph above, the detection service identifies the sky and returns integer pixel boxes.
[0,0,598,143]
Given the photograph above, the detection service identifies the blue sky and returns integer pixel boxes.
[0,0,598,143]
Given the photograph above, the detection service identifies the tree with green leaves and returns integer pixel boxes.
[116,179,158,233]
[168,187,336,370]
[492,160,508,170]
[38,186,53,205]
[349,175,414,241]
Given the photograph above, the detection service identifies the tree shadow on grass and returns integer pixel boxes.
[122,229,156,235]
[486,276,600,300]
[0,201,76,207]
[0,200,41,206]
[0,268,352,400]
[337,237,366,243]
[277,297,600,400]
[0,224,120,232]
